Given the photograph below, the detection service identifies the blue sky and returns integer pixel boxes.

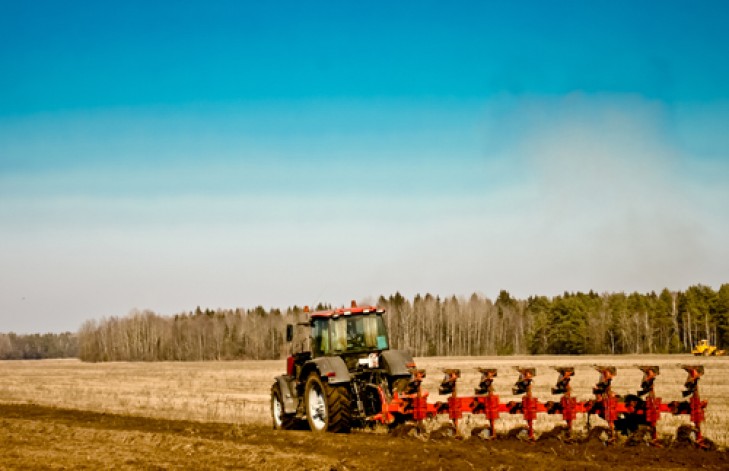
[1,1,729,333]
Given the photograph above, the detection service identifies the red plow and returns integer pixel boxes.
[380,364,710,448]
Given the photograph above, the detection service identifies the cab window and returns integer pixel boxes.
[311,319,329,356]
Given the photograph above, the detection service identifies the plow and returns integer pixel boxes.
[381,364,710,447]
[272,302,714,448]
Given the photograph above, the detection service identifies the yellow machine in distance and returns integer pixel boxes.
[692,339,726,356]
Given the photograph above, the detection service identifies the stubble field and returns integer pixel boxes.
[1,355,727,469]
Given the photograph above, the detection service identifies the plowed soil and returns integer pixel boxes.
[1,403,726,470]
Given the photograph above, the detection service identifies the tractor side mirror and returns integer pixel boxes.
[286,324,294,342]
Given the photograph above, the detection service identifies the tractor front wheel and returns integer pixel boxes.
[304,374,352,433]
[271,382,296,430]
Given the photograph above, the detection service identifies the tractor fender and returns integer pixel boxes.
[302,356,352,385]
[380,350,414,377]
[274,375,298,415]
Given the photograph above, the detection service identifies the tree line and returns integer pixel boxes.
[382,285,728,356]
[74,284,729,362]
[77,306,290,362]
[0,332,78,360]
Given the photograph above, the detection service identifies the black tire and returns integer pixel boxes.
[304,374,352,433]
[271,382,296,430]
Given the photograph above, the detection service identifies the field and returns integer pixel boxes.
[1,355,728,469]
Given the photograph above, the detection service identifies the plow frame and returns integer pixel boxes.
[377,363,709,447]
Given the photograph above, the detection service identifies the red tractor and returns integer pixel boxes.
[271,301,414,432]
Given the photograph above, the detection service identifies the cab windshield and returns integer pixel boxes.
[312,314,388,356]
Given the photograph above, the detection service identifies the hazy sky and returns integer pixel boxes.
[2,1,729,333]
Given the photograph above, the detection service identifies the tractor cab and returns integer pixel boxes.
[284,301,393,378]
[310,305,389,357]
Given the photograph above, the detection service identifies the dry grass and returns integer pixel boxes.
[0,354,727,446]
[0,359,275,424]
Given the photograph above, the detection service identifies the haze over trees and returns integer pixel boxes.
[72,284,729,362]
[0,332,78,360]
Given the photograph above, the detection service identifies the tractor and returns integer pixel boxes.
[691,339,726,356]
[270,301,414,432]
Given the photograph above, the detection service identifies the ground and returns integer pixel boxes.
[1,403,726,470]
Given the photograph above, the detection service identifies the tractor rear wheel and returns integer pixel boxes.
[304,374,352,433]
[271,382,296,430]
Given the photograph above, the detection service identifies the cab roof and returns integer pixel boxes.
[307,302,385,319]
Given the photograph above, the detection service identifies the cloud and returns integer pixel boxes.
[467,93,729,296]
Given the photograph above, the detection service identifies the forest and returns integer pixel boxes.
[72,284,729,362]
[0,332,78,360]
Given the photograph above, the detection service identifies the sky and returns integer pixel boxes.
[1,1,729,333]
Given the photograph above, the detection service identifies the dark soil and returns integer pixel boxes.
[1,403,726,470]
